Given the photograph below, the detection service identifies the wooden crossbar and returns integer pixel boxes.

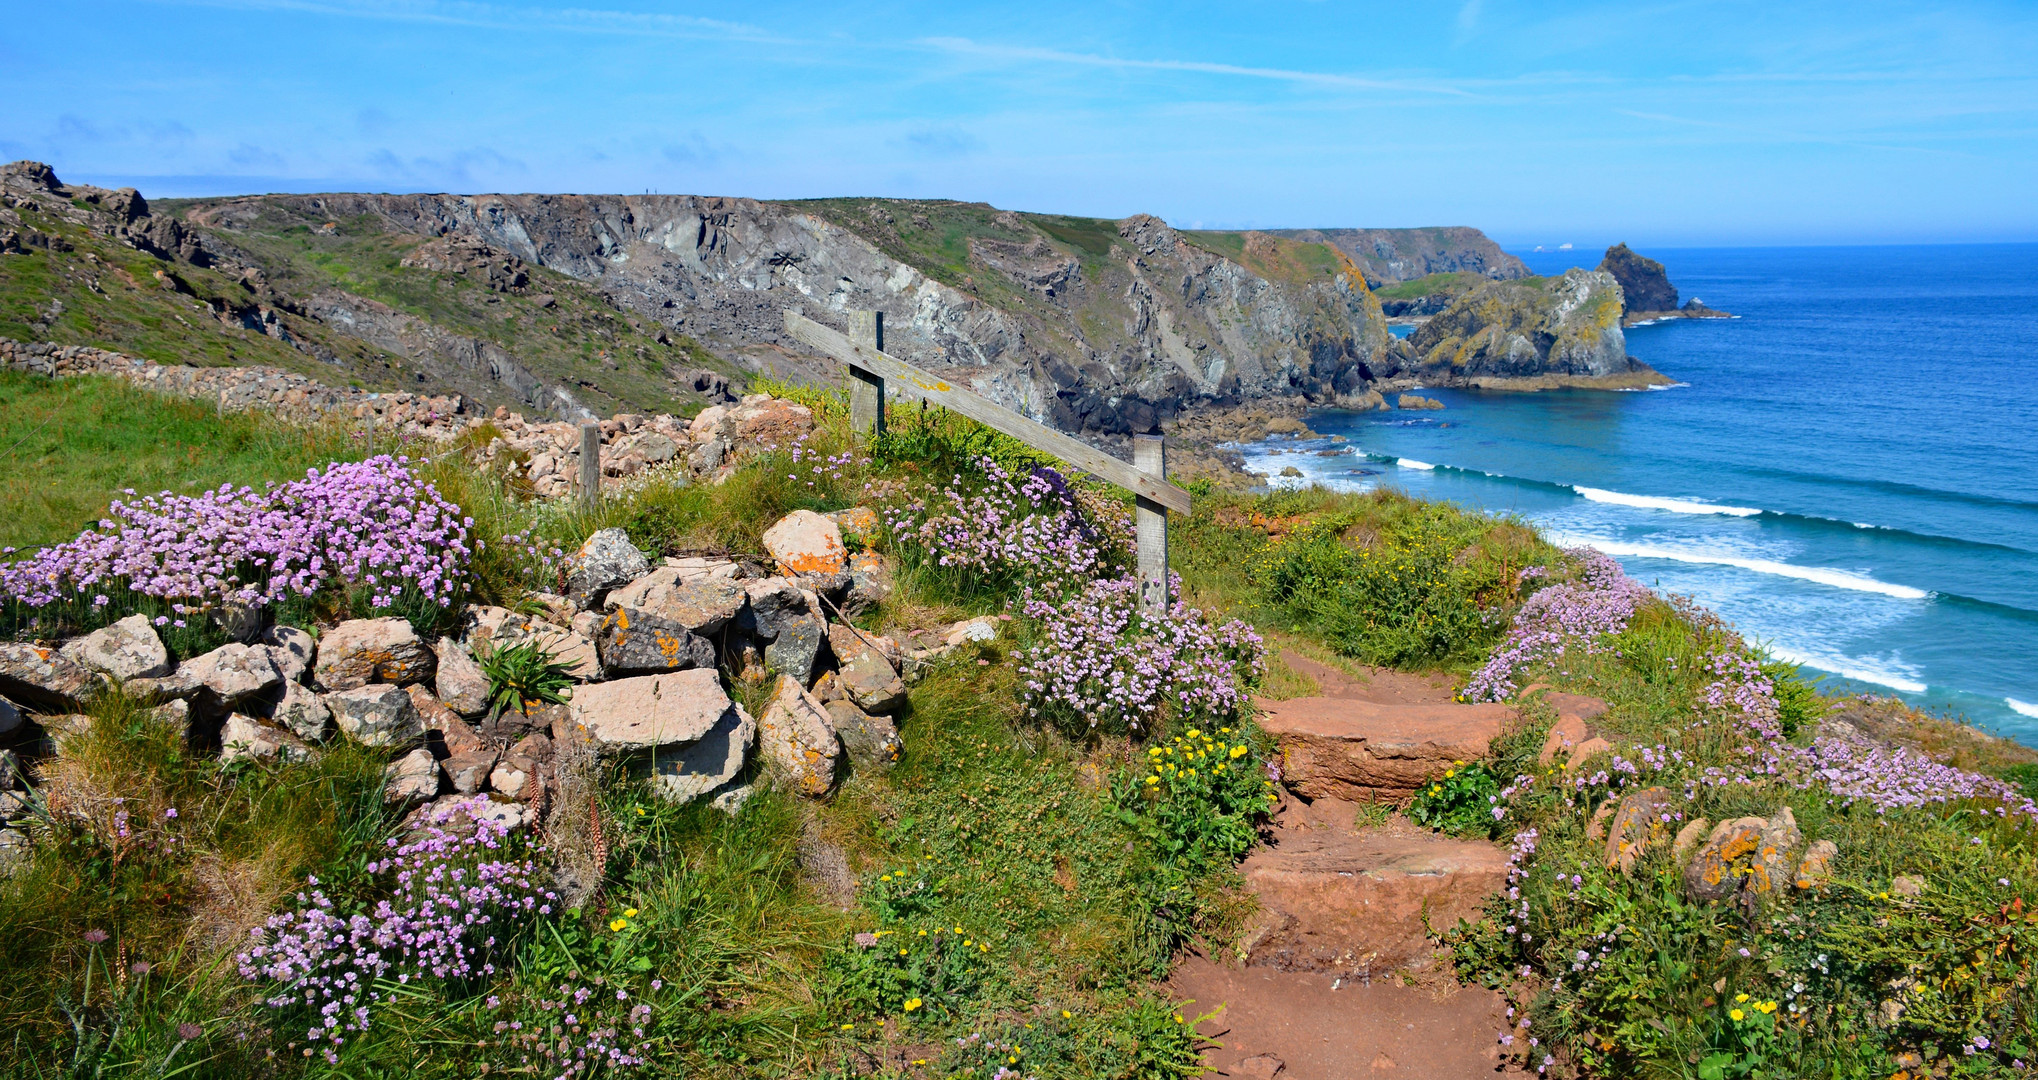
[783,311,1192,515]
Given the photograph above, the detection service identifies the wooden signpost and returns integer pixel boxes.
[783,309,1190,611]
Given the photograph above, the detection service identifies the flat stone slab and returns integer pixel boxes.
[1260,697,1513,803]
[1242,827,1509,974]
[568,669,729,753]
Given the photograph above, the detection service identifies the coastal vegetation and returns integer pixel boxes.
[0,369,2033,1080]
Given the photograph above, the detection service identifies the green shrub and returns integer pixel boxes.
[1117,724,1276,876]
[476,637,576,716]
[1409,760,1501,836]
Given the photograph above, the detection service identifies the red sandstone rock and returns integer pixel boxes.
[1259,698,1513,803]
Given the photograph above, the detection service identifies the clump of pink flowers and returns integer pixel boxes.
[237,798,556,1063]
[2,455,471,626]
[489,980,655,1080]
[879,456,1129,594]
[1463,550,1650,702]
[1017,573,1264,735]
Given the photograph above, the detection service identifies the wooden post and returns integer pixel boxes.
[579,420,601,510]
[1133,434,1169,613]
[845,309,885,435]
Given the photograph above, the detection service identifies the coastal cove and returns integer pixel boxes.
[1245,243,2038,740]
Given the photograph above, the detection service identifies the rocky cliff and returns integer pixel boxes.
[1385,269,1669,389]
[3,159,1658,436]
[1264,227,1528,286]
[1598,242,1678,313]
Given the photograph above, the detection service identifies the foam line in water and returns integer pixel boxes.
[2010,698,2038,719]
[1545,532,1932,600]
[1398,458,1436,470]
[1768,646,1928,694]
[1573,486,1761,517]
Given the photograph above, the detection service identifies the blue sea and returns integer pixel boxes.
[1244,244,2038,741]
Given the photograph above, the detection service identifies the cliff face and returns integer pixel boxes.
[1388,269,1661,386]
[1264,227,1528,285]
[192,193,1394,433]
[1598,243,1677,313]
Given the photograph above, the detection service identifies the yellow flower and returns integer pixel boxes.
[1215,764,1227,773]
[1453,760,1465,767]
[903,998,922,1012]
[1185,769,1196,778]
[1735,993,1749,1003]
[881,874,892,882]
[964,939,973,947]
[1062,1010,1072,1019]
[1187,728,1201,739]
[918,929,928,936]
[1431,785,1442,794]
[1729,1008,1745,1022]
[954,926,963,933]
[610,918,629,932]
[623,908,638,918]
[841,1023,854,1030]
[634,807,646,816]
[1444,770,1456,779]
[1230,745,1248,758]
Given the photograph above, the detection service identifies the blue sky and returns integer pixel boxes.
[4,1,2034,246]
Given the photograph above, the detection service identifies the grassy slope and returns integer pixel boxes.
[0,372,383,550]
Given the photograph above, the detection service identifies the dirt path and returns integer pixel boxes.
[1172,657,1526,1077]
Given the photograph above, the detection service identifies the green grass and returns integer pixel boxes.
[1370,271,1484,301]
[0,371,386,550]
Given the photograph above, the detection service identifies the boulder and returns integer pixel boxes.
[219,713,309,765]
[664,555,742,583]
[1683,808,1802,904]
[596,606,717,676]
[757,675,840,797]
[568,668,729,753]
[0,642,99,711]
[743,578,812,638]
[0,696,20,738]
[823,506,879,546]
[489,733,551,800]
[844,551,894,615]
[1241,829,1509,973]
[828,625,906,714]
[173,643,284,706]
[432,637,492,716]
[762,510,848,576]
[407,685,491,755]
[259,625,316,684]
[1259,698,1513,803]
[384,748,442,804]
[826,699,902,770]
[1395,394,1443,411]
[1602,786,1676,874]
[1598,242,1678,314]
[1537,714,1590,767]
[765,614,827,686]
[730,397,815,449]
[59,615,170,680]
[563,527,650,609]
[1794,839,1838,890]
[1672,817,1710,860]
[606,570,746,634]
[313,617,436,691]
[328,684,425,748]
[638,703,756,803]
[265,681,332,742]
[443,749,499,795]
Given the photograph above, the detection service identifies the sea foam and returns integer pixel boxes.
[1544,532,1931,601]
[1768,646,1929,694]
[1398,458,1436,471]
[1573,486,1761,517]
[2009,698,2038,719]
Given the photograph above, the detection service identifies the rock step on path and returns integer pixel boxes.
[1173,657,1541,1078]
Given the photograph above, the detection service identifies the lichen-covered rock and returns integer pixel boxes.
[765,614,827,686]
[328,684,425,748]
[563,527,650,609]
[432,637,492,716]
[1794,839,1838,890]
[490,733,552,800]
[606,570,746,634]
[569,669,729,753]
[743,578,812,638]
[828,625,906,714]
[220,713,310,764]
[260,625,316,684]
[826,698,902,771]
[757,675,840,797]
[844,551,894,615]
[173,643,285,705]
[0,642,99,711]
[385,748,442,804]
[1396,269,1643,385]
[314,617,436,691]
[59,615,170,680]
[1683,808,1802,904]
[596,605,717,676]
[1602,786,1676,874]
[638,703,756,803]
[824,507,879,546]
[265,681,332,742]
[443,749,499,795]
[762,509,848,576]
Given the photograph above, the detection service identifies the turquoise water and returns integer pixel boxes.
[1249,244,2038,740]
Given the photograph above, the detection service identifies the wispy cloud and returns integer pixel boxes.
[916,37,1478,98]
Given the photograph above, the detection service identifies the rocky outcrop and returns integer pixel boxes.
[1386,269,1670,390]
[1259,697,1514,804]
[1598,243,1677,314]
[1267,227,1528,285]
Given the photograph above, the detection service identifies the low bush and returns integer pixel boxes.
[879,455,1130,601]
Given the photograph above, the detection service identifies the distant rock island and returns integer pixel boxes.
[1597,242,1733,326]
